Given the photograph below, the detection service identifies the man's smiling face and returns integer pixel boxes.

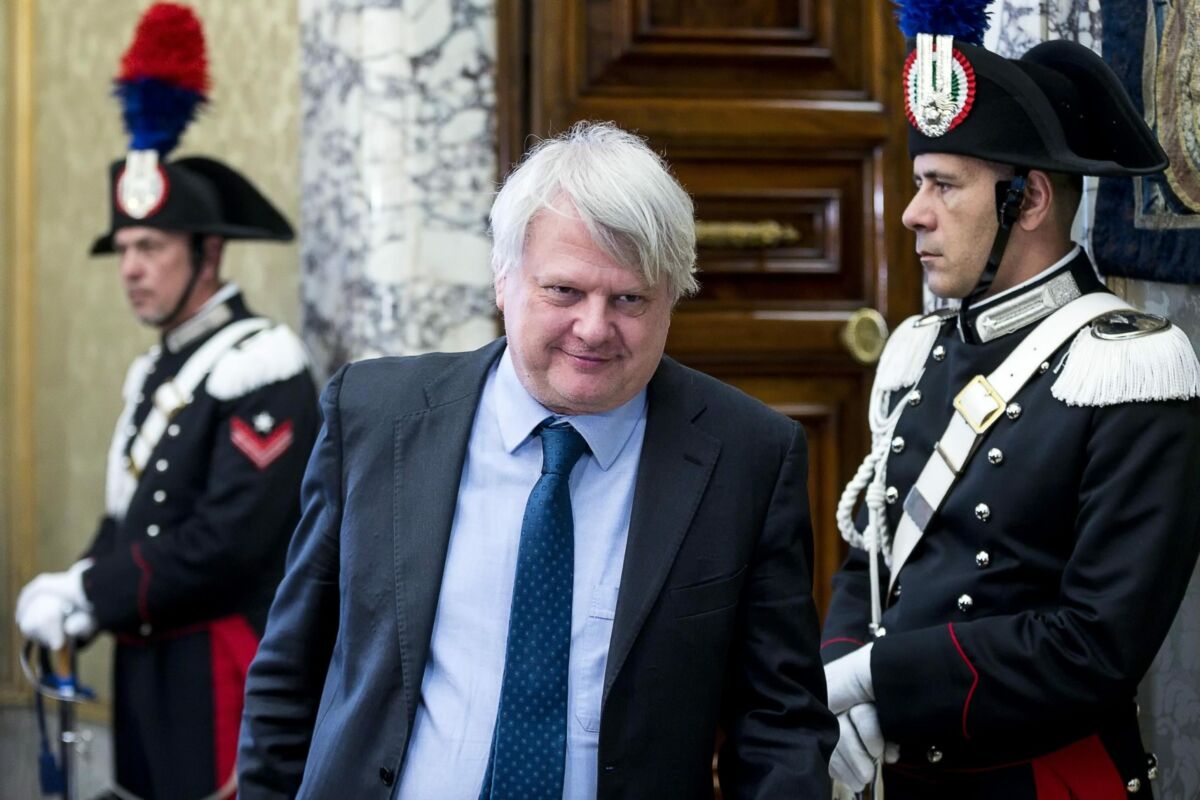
[495,201,671,415]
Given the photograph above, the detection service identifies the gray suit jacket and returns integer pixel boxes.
[238,339,836,799]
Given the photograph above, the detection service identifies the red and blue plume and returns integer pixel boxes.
[114,3,209,155]
[894,0,992,45]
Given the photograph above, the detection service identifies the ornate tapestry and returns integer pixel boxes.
[1094,0,1200,283]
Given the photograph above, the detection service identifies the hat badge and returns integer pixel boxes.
[116,149,169,219]
[904,32,976,138]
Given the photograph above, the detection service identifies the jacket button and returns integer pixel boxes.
[957,594,974,612]
[139,623,152,636]
[885,486,899,504]
[974,503,990,521]
[153,490,167,503]
[1005,402,1022,420]
[155,459,169,472]
[927,747,943,764]
[987,448,1003,465]
[891,436,905,454]
[379,766,395,786]
[147,524,161,538]
[908,389,923,407]
[167,424,181,437]
[975,551,990,568]
[1146,752,1159,780]
[1127,778,1141,793]
[1039,360,1050,374]
[932,345,946,362]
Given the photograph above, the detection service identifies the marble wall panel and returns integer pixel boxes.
[300,0,498,377]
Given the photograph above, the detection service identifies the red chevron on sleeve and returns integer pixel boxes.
[230,417,294,470]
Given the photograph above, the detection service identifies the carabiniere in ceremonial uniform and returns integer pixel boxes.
[15,5,321,799]
[822,3,1200,798]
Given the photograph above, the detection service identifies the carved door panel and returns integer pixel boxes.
[499,0,921,617]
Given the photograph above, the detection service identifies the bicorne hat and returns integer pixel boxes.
[898,0,1167,177]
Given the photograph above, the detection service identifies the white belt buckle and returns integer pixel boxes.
[953,375,1005,435]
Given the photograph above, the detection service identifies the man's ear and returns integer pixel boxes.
[494,271,506,314]
[1018,170,1054,232]
[200,235,224,282]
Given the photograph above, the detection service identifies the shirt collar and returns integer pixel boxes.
[494,347,648,471]
[163,282,242,353]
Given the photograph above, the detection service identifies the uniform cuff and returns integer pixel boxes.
[872,623,976,743]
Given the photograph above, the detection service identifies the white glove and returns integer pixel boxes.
[64,609,98,641]
[824,643,874,715]
[15,560,94,649]
[16,592,71,650]
[829,703,899,792]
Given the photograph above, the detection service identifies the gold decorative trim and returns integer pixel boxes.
[695,219,802,249]
[5,0,37,697]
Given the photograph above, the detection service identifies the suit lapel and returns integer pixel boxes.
[392,339,506,733]
[603,358,720,705]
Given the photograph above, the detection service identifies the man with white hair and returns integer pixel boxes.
[238,121,837,799]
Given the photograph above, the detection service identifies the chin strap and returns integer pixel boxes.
[155,234,207,329]
[959,172,1028,343]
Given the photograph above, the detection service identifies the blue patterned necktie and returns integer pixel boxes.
[480,421,589,800]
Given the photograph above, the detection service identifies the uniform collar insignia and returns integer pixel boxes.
[164,282,241,353]
[963,259,1083,344]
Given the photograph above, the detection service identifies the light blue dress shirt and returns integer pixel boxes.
[396,347,647,800]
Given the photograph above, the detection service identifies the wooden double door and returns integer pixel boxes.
[498,0,922,616]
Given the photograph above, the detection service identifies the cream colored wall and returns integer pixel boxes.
[3,0,301,704]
